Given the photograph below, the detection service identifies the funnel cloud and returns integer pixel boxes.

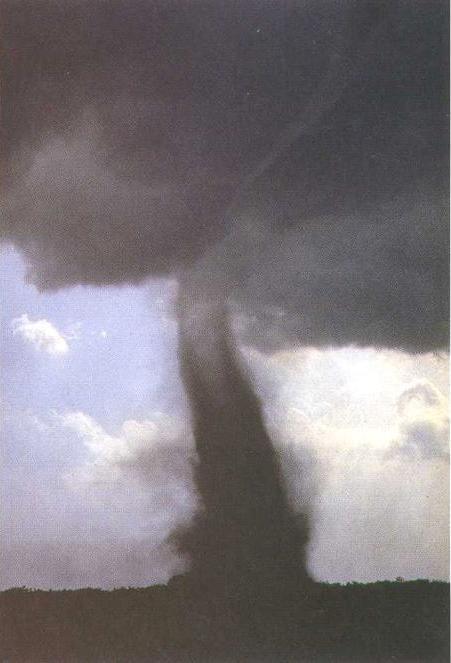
[176,293,311,614]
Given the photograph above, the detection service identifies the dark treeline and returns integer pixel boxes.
[1,579,448,662]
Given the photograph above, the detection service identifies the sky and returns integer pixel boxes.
[1,244,448,589]
[0,1,448,589]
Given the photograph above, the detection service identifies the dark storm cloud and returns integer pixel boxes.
[231,195,448,353]
[1,0,448,351]
[2,0,350,284]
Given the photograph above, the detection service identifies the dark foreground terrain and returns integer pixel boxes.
[0,577,448,662]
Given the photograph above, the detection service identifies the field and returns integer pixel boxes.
[1,578,448,662]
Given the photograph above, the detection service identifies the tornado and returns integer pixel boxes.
[1,1,447,628]
[176,287,312,632]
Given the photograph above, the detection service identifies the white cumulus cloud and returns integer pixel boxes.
[390,380,449,461]
[11,313,69,355]
[60,411,198,541]
[244,346,449,583]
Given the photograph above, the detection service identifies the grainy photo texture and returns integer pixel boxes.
[0,1,449,661]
